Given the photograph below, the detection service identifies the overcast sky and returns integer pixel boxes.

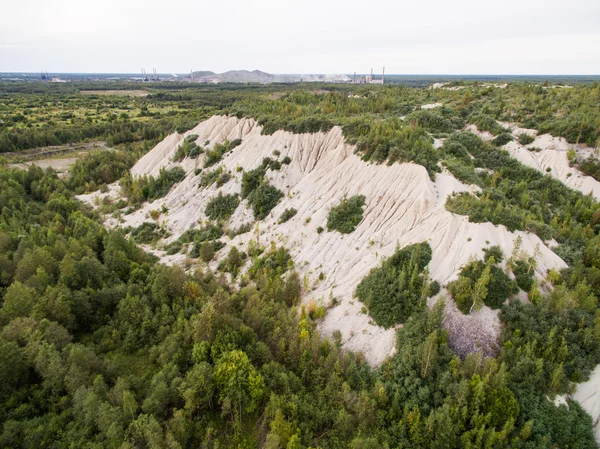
[1,0,599,74]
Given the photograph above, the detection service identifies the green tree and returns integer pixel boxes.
[213,350,265,430]
[470,257,492,313]
[0,281,37,324]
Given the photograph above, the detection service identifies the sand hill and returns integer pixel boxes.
[85,116,569,366]
[79,115,600,439]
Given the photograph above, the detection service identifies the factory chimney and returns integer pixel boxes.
[382,67,385,84]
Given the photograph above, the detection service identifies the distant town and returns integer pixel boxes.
[1,71,599,86]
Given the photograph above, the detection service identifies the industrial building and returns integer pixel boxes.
[353,68,385,84]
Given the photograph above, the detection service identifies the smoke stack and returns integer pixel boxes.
[382,67,385,84]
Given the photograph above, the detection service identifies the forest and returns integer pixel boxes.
[0,79,599,448]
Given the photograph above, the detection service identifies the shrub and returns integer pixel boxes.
[165,243,182,255]
[444,131,484,154]
[443,141,470,160]
[173,135,203,161]
[355,242,434,327]
[129,222,166,244]
[203,139,242,168]
[512,260,534,292]
[241,168,266,199]
[203,147,225,168]
[470,113,505,135]
[261,157,281,171]
[281,156,292,165]
[164,223,224,255]
[199,166,230,188]
[344,118,440,178]
[518,133,535,145]
[227,222,252,238]
[250,184,283,220]
[278,208,297,224]
[205,193,240,221]
[578,156,600,181]
[483,245,503,263]
[448,256,517,313]
[327,195,366,234]
[216,172,231,187]
[492,133,514,147]
[121,166,186,204]
[199,241,215,262]
[408,109,465,134]
[148,167,186,200]
[240,163,282,220]
[218,246,246,278]
[189,239,224,259]
[249,246,292,279]
[442,159,482,186]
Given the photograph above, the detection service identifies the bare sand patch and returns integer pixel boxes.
[10,157,79,176]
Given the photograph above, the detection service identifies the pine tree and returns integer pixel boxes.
[421,330,438,379]
[470,257,492,314]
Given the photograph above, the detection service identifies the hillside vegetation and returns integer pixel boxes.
[1,80,600,448]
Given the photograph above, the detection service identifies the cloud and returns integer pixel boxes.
[0,44,25,49]
[0,0,599,73]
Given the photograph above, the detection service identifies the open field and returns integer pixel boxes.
[10,156,79,175]
[79,89,149,97]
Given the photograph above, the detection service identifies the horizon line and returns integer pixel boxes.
[1,71,600,77]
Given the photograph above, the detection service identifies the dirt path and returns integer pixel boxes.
[6,141,115,176]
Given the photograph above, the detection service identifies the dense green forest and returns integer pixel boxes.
[2,81,599,154]
[1,80,600,448]
[0,165,597,448]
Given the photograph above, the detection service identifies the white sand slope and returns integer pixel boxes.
[463,122,600,200]
[503,138,600,200]
[464,124,495,141]
[573,365,600,443]
[115,115,567,366]
[131,133,184,178]
[131,116,260,178]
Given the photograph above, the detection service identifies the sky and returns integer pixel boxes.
[1,0,599,74]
